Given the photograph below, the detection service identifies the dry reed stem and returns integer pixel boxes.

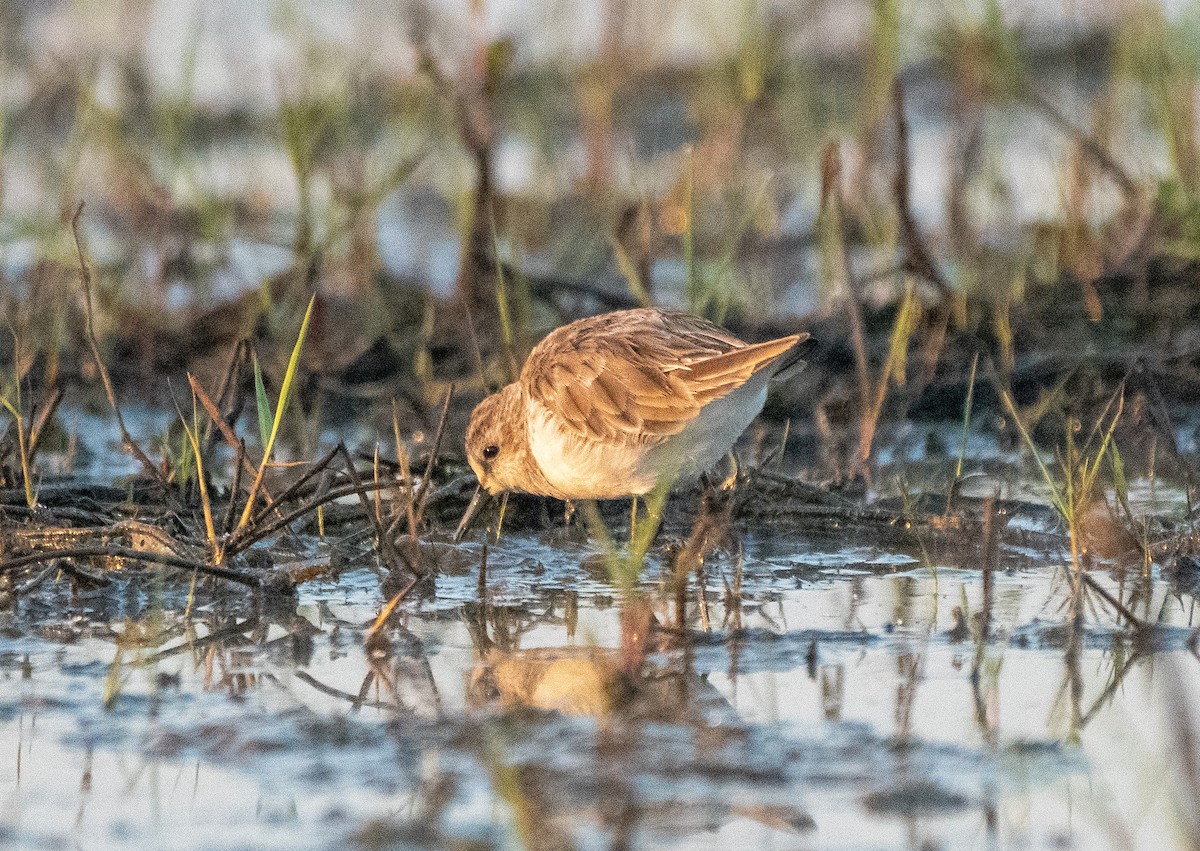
[820,143,871,415]
[892,78,949,295]
[980,491,999,640]
[337,442,386,549]
[413,383,454,527]
[222,440,246,540]
[70,203,164,484]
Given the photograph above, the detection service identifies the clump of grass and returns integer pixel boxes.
[999,386,1125,573]
[819,84,941,484]
[236,294,316,531]
[280,95,345,256]
[933,0,1027,107]
[862,0,902,130]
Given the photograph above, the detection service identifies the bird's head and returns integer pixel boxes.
[464,383,530,496]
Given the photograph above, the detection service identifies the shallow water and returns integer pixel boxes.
[3,521,1197,851]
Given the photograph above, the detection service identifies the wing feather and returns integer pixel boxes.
[521,308,804,446]
[685,336,807,405]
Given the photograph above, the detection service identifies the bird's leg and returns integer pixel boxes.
[630,496,640,548]
[719,451,739,491]
[563,499,576,529]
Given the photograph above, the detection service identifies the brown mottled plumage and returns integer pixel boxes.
[464,307,807,501]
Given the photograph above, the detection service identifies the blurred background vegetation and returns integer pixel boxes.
[1,0,1198,448]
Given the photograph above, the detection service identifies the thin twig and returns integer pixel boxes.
[392,398,418,539]
[202,338,249,452]
[413,383,455,527]
[247,444,341,528]
[892,78,949,295]
[189,373,246,455]
[292,670,395,710]
[339,442,386,548]
[141,618,259,664]
[222,439,246,540]
[10,565,55,597]
[1025,89,1138,201]
[70,203,165,483]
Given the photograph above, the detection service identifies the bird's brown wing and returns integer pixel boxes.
[521,309,806,445]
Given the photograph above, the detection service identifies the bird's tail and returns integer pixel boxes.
[769,332,810,381]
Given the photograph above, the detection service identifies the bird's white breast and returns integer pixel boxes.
[525,400,653,499]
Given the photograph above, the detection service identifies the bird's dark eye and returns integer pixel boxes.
[482,445,500,460]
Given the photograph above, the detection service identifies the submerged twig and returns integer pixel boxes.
[0,545,259,587]
[365,575,420,650]
[980,491,999,640]
[1081,573,1147,632]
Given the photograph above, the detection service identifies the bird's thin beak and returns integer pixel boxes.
[454,485,491,543]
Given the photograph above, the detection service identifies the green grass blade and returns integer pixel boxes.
[263,294,316,465]
[252,353,271,449]
[236,294,316,531]
[999,388,1067,518]
[172,392,218,557]
[955,352,980,480]
[494,491,509,541]
[1111,443,1129,505]
[885,280,919,386]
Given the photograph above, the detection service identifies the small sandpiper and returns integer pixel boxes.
[456,307,807,536]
